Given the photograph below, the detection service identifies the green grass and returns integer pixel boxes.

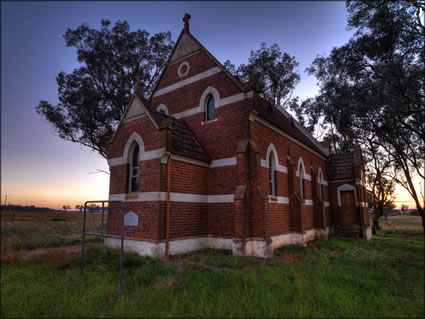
[1,230,424,318]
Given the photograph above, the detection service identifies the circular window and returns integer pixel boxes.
[177,61,190,77]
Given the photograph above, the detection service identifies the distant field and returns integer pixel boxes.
[1,212,423,318]
[378,215,423,231]
[1,210,106,224]
[1,210,106,253]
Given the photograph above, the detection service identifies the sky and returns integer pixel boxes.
[1,1,422,209]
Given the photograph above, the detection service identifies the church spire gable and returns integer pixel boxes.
[149,14,246,102]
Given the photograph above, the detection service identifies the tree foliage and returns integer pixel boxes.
[36,20,174,158]
[364,133,396,233]
[223,42,300,108]
[295,0,425,231]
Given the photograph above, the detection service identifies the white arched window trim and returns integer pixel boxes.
[156,104,169,115]
[200,86,220,122]
[121,132,165,162]
[296,157,312,180]
[260,143,288,173]
[296,157,305,176]
[337,183,359,207]
[123,133,145,162]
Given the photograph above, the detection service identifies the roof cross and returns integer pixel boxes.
[183,13,191,32]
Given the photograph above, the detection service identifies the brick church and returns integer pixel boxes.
[105,15,371,258]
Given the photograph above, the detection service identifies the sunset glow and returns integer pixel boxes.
[1,1,423,210]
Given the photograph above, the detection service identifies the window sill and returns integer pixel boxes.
[201,118,218,125]
[269,195,278,202]
[126,193,139,200]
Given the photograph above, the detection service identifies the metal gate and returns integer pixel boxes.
[80,200,125,296]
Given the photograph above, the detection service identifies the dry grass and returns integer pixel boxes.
[1,210,106,255]
[1,210,106,224]
[378,215,423,232]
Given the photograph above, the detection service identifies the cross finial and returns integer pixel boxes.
[183,13,191,32]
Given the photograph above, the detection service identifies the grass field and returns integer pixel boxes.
[1,212,424,318]
[1,210,105,253]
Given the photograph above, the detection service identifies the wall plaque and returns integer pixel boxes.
[124,211,139,226]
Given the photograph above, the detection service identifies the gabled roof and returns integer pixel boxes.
[135,91,210,162]
[328,152,355,180]
[146,19,327,160]
[149,28,247,102]
[252,96,327,157]
[109,89,210,163]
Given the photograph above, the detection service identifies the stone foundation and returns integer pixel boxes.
[363,225,372,240]
[104,227,332,258]
[270,227,330,250]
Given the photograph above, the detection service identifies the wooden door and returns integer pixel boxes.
[341,191,358,224]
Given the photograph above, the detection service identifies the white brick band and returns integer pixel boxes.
[260,159,288,173]
[268,196,289,204]
[304,199,313,206]
[171,91,254,119]
[108,148,166,166]
[153,67,221,97]
[110,192,234,203]
[210,157,237,168]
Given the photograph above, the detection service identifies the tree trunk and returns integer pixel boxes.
[372,207,383,235]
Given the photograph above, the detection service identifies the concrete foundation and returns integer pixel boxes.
[104,227,333,258]
[363,226,372,240]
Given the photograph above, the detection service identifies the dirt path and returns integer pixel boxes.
[4,243,102,260]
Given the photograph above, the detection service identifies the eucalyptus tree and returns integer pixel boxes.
[223,42,300,108]
[297,0,425,231]
[36,20,174,158]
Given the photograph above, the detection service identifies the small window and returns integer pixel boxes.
[318,170,323,200]
[269,154,276,195]
[299,162,305,200]
[129,144,140,192]
[206,94,216,121]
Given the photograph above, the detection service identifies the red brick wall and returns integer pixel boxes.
[156,50,216,90]
[107,201,160,240]
[169,202,208,238]
[267,203,291,235]
[170,160,208,194]
[109,164,128,195]
[250,120,329,234]
[208,166,237,195]
[151,52,242,116]
[107,35,366,244]
[108,115,164,159]
[107,114,166,240]
[208,203,235,237]
[182,99,252,159]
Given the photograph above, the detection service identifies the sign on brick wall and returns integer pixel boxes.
[124,211,139,226]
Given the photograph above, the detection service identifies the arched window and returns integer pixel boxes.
[318,169,324,201]
[156,104,168,115]
[298,161,305,200]
[269,153,276,195]
[206,94,216,121]
[129,144,140,192]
